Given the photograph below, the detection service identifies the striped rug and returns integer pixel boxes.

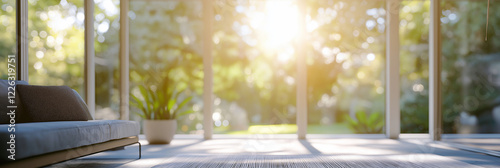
[154,154,479,168]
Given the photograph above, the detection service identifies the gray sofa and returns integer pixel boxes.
[0,80,140,167]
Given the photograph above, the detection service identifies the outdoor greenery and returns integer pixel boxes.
[129,0,204,133]
[1,0,499,134]
[440,0,500,133]
[93,0,121,120]
[304,0,386,132]
[345,111,384,134]
[25,0,85,92]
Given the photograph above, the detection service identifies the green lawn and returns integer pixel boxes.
[213,123,353,134]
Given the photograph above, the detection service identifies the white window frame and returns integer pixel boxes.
[429,0,442,141]
[386,0,401,139]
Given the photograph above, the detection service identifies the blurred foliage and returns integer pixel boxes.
[305,0,386,131]
[399,1,430,133]
[129,0,204,133]
[25,0,85,94]
[345,111,384,134]
[0,0,16,77]
[441,0,500,133]
[94,0,121,120]
[212,0,297,126]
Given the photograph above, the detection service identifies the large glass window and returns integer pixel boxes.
[400,0,430,133]
[441,0,500,151]
[213,0,298,134]
[28,0,85,95]
[14,0,500,142]
[306,1,386,134]
[0,0,16,79]
[129,0,204,134]
[94,0,120,120]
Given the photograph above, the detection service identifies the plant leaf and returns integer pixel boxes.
[367,112,381,128]
[356,111,367,125]
[176,109,195,119]
[173,96,193,118]
[131,94,149,118]
[138,85,152,117]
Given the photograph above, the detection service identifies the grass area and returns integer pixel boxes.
[307,124,353,134]
[213,123,353,134]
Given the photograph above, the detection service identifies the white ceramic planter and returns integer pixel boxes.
[143,119,177,144]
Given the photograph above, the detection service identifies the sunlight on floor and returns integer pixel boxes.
[47,136,500,168]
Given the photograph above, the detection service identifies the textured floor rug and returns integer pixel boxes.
[154,154,479,168]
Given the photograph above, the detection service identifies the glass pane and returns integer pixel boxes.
[441,0,500,151]
[0,0,16,79]
[400,0,430,133]
[94,0,120,120]
[213,0,298,134]
[28,0,85,95]
[129,0,204,134]
[306,1,385,134]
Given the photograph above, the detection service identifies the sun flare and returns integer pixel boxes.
[250,1,299,49]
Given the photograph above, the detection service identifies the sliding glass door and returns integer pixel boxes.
[129,0,205,134]
[441,0,500,152]
[305,0,386,134]
[212,0,298,135]
[0,0,16,78]
[27,0,85,95]
[10,0,500,147]
[399,0,430,134]
[94,0,121,120]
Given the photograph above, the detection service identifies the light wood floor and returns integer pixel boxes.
[47,135,500,168]
[443,138,500,151]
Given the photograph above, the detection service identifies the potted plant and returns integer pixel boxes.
[131,77,193,144]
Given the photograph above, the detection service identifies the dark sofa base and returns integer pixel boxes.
[2,136,140,168]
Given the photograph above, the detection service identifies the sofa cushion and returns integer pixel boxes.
[0,120,139,161]
[17,85,90,122]
[108,120,141,139]
[0,79,29,124]
[71,89,94,120]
